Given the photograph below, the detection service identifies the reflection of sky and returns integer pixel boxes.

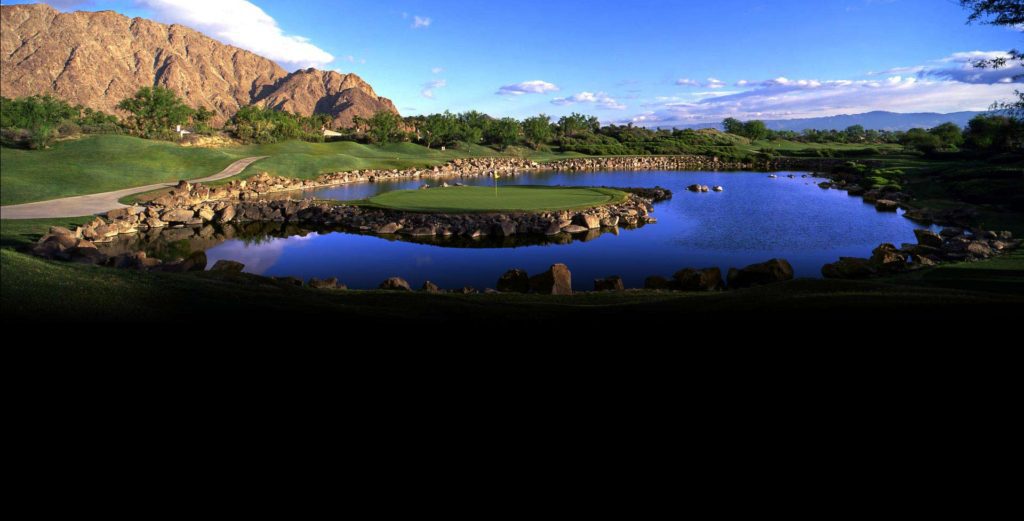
[202,171,940,290]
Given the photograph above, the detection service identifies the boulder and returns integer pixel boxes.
[65,247,107,265]
[197,206,216,222]
[210,260,245,272]
[870,243,907,271]
[544,221,563,235]
[561,224,589,234]
[910,254,938,267]
[379,277,412,291]
[409,226,436,236]
[161,208,195,223]
[875,199,899,211]
[421,281,442,293]
[672,267,723,291]
[914,229,944,249]
[457,286,478,295]
[375,222,401,234]
[600,216,620,228]
[573,213,601,229]
[529,263,573,295]
[939,227,963,238]
[160,251,208,272]
[593,275,625,292]
[273,276,304,287]
[644,275,672,290]
[496,269,530,293]
[216,205,236,223]
[309,277,344,289]
[727,258,794,289]
[497,220,517,237]
[822,257,877,279]
[966,241,993,257]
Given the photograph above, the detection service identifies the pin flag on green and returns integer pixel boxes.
[494,171,500,197]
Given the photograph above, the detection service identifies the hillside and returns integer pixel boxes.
[0,3,398,126]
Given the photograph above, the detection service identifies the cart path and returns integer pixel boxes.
[0,156,267,219]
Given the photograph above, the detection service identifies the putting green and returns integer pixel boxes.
[361,185,628,213]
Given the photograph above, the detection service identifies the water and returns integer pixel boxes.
[110,171,938,290]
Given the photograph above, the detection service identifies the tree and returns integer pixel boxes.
[960,1,1024,118]
[722,118,744,135]
[928,122,966,150]
[485,117,521,149]
[901,128,943,153]
[456,110,491,144]
[844,125,866,143]
[522,114,553,149]
[365,110,405,144]
[116,87,194,138]
[742,120,769,140]
[419,111,458,148]
[557,113,596,138]
[964,114,1024,151]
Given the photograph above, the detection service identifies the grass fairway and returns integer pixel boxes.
[360,186,627,213]
[0,135,585,206]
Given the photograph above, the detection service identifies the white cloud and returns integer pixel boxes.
[631,74,1017,127]
[421,79,447,99]
[552,91,626,110]
[137,0,334,70]
[705,77,726,89]
[431,67,445,74]
[872,51,1024,84]
[412,15,431,29]
[496,80,560,95]
[675,78,700,87]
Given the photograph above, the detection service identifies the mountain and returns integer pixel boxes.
[0,3,398,127]
[681,111,984,132]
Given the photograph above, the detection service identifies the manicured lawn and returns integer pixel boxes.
[0,135,245,205]
[0,135,585,205]
[359,186,627,213]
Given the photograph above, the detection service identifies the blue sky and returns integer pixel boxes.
[16,0,1024,125]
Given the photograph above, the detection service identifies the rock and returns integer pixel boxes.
[309,277,343,289]
[560,224,589,234]
[874,199,899,211]
[375,222,401,234]
[910,254,938,267]
[497,220,517,237]
[197,206,216,221]
[644,275,672,290]
[273,276,304,286]
[421,281,442,293]
[379,277,412,291]
[544,221,563,235]
[65,247,107,265]
[600,216,619,228]
[409,226,436,236]
[822,257,876,279]
[940,227,963,238]
[496,269,530,293]
[818,182,832,189]
[997,230,1014,240]
[870,243,906,271]
[210,259,245,272]
[144,217,167,228]
[672,267,723,291]
[712,185,723,192]
[727,258,794,289]
[161,251,207,272]
[914,229,944,249]
[529,263,572,295]
[457,286,478,295]
[161,208,195,223]
[966,241,992,257]
[573,213,601,229]
[593,275,624,292]
[216,205,236,223]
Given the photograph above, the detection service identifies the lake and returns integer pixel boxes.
[107,170,937,290]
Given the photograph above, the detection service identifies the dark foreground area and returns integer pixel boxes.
[3,247,1021,324]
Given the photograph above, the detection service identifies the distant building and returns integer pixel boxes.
[322,128,343,137]
[175,125,191,138]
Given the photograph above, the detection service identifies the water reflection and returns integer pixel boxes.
[102,171,941,290]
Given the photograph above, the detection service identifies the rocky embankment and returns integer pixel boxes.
[821,227,1019,279]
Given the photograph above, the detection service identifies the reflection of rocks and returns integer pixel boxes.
[309,277,345,290]
[821,257,876,279]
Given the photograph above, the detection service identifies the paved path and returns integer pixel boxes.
[0,156,267,219]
